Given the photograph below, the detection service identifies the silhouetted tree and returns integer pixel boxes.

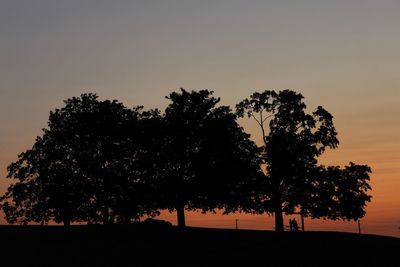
[304,163,372,221]
[109,108,162,224]
[237,90,340,231]
[63,97,159,224]
[1,94,159,225]
[158,89,261,228]
[2,132,84,225]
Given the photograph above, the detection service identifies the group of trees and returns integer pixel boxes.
[0,89,372,231]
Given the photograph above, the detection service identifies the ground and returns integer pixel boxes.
[0,225,398,266]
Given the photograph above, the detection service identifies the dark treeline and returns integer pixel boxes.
[0,89,372,231]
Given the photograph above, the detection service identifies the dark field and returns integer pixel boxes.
[0,225,398,267]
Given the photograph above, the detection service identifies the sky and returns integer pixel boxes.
[0,0,399,237]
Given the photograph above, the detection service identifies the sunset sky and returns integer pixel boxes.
[0,0,399,237]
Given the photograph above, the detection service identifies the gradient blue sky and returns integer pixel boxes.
[1,0,399,236]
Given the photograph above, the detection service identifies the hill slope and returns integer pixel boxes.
[0,225,398,267]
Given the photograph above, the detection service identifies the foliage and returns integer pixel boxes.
[158,89,261,227]
[306,163,372,220]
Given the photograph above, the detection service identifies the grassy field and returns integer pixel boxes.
[0,225,398,267]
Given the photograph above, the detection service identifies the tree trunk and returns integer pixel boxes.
[102,206,110,225]
[176,203,186,228]
[124,213,131,224]
[63,218,71,227]
[272,180,284,232]
[61,207,71,227]
[301,214,305,231]
[274,199,284,232]
[123,205,132,224]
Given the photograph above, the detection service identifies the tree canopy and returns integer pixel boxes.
[305,163,372,221]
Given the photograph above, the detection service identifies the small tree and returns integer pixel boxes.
[304,163,372,221]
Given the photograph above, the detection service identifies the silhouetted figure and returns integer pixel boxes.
[292,218,299,232]
[289,219,293,232]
